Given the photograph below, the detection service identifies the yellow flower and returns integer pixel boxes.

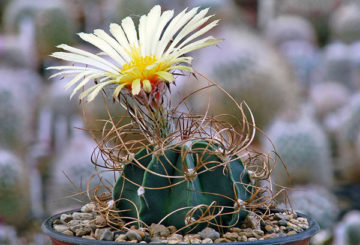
[48,5,220,102]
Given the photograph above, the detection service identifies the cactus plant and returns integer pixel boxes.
[265,15,316,47]
[334,211,360,245]
[279,40,320,91]
[330,2,360,44]
[309,81,350,120]
[4,0,76,60]
[113,140,252,229]
[0,149,30,227]
[262,114,333,188]
[334,93,360,182]
[318,42,354,89]
[48,5,275,234]
[0,68,41,150]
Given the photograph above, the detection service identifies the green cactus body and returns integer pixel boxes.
[113,141,252,230]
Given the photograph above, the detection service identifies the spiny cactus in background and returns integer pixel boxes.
[334,211,360,245]
[309,82,350,120]
[350,42,360,89]
[277,0,339,17]
[317,42,354,89]
[46,119,113,214]
[192,27,299,132]
[334,93,360,182]
[330,2,360,44]
[262,114,333,188]
[279,40,320,91]
[265,15,316,47]
[113,141,252,230]
[0,68,42,150]
[281,185,339,230]
[4,0,75,60]
[0,149,30,227]
[0,36,30,68]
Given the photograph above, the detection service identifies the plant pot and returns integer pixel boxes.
[42,209,320,245]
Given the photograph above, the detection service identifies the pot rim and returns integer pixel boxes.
[42,208,320,245]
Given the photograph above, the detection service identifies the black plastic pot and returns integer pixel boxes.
[42,209,320,245]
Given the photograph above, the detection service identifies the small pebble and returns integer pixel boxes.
[198,227,220,241]
[126,230,142,241]
[81,203,96,213]
[54,225,69,233]
[223,232,238,241]
[72,212,94,220]
[95,215,107,227]
[287,230,297,236]
[82,235,95,240]
[100,229,114,241]
[265,224,274,233]
[278,219,288,226]
[202,238,213,243]
[75,227,92,237]
[60,214,73,223]
[61,230,74,236]
[149,223,170,237]
[248,237,257,241]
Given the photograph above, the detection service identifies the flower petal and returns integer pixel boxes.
[131,79,141,95]
[156,71,175,82]
[142,79,152,93]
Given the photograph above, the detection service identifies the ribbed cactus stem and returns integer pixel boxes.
[113,141,253,231]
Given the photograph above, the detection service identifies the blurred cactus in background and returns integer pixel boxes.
[0,68,42,151]
[285,185,339,230]
[330,2,360,44]
[334,93,360,182]
[279,40,320,92]
[309,81,350,120]
[0,149,30,227]
[192,27,299,132]
[266,15,316,47]
[317,42,354,89]
[262,113,333,188]
[334,211,360,245]
[4,0,76,63]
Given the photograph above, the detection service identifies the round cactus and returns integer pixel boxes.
[262,114,333,187]
[265,15,316,47]
[330,2,360,44]
[191,27,299,131]
[334,93,360,182]
[318,42,354,89]
[309,81,350,120]
[334,211,360,245]
[4,0,76,59]
[0,68,41,150]
[279,40,320,90]
[0,149,30,227]
[113,140,252,231]
[281,185,339,230]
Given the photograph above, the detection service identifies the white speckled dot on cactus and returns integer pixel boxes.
[262,113,333,188]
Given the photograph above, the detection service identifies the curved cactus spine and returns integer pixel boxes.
[113,141,252,230]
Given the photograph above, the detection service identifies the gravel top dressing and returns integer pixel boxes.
[48,203,311,244]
